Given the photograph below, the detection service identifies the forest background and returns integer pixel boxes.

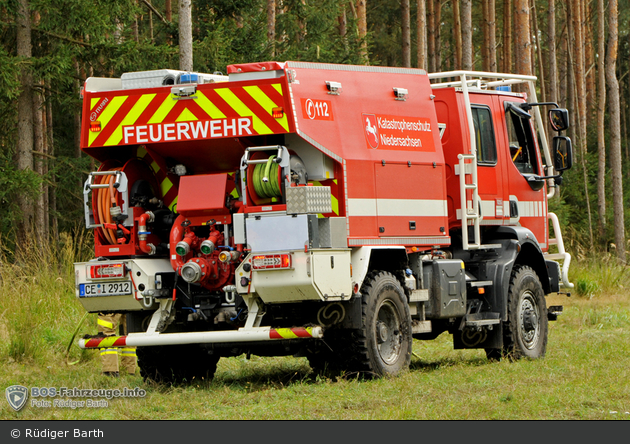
[0,0,629,263]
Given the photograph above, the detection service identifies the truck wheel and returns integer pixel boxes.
[352,271,412,377]
[138,345,219,384]
[503,265,548,360]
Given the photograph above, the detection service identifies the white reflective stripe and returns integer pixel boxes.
[347,198,377,216]
[457,199,547,220]
[480,200,495,218]
[347,198,447,217]
[348,236,450,246]
[518,200,545,217]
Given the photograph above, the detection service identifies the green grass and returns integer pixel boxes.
[1,237,629,420]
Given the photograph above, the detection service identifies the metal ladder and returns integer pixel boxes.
[457,153,482,250]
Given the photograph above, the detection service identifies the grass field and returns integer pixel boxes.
[1,239,629,420]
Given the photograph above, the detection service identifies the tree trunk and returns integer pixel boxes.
[434,0,441,70]
[179,0,193,71]
[513,0,531,75]
[546,0,558,150]
[584,1,596,117]
[605,0,626,261]
[33,81,47,243]
[502,0,512,72]
[267,0,276,57]
[481,0,490,72]
[487,0,496,72]
[46,85,57,241]
[452,0,462,70]
[357,0,368,64]
[297,0,307,44]
[596,0,606,245]
[530,0,545,100]
[427,0,435,72]
[571,0,594,249]
[338,1,347,38]
[417,0,427,70]
[165,0,172,44]
[547,0,558,105]
[132,0,139,42]
[16,0,34,247]
[402,0,411,67]
[461,0,472,70]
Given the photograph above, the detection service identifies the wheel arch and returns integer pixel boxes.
[515,241,551,294]
[351,246,408,294]
[490,226,551,295]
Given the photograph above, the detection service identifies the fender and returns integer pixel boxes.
[493,225,551,292]
[467,226,550,321]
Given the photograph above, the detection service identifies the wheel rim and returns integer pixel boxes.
[375,298,403,365]
[519,290,540,350]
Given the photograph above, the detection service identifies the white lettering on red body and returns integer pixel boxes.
[123,118,252,144]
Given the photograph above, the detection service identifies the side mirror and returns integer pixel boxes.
[507,102,532,120]
[553,136,573,171]
[549,108,569,132]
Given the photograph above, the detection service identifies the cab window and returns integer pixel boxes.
[505,102,539,174]
[472,106,497,165]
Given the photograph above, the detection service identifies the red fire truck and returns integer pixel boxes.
[75,62,574,382]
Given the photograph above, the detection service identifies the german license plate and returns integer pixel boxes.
[79,282,132,297]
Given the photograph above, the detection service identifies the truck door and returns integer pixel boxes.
[498,98,548,248]
[469,96,506,224]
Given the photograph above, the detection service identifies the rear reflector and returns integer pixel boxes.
[89,263,126,279]
[272,107,284,119]
[252,254,292,270]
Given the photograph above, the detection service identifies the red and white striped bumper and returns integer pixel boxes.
[79,326,323,349]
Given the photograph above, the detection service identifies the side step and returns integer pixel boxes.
[548,305,563,321]
[462,312,500,329]
[412,320,432,334]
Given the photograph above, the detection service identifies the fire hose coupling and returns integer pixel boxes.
[175,231,199,256]
[200,240,216,255]
[181,258,210,283]
[218,250,241,263]
[110,205,122,218]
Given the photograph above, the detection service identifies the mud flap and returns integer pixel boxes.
[453,324,503,350]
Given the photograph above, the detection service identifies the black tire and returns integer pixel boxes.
[306,347,343,377]
[485,347,503,361]
[502,265,548,360]
[305,329,354,377]
[138,344,219,384]
[348,271,413,377]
